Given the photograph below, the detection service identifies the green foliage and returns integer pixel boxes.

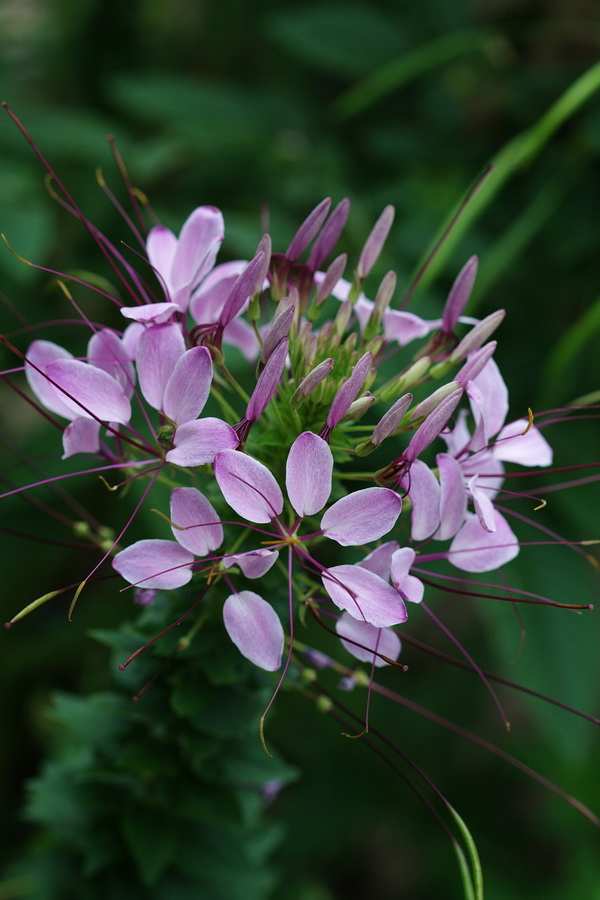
[13,593,296,899]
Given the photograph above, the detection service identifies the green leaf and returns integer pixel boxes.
[447,803,484,900]
[541,293,600,404]
[408,58,600,299]
[120,809,177,887]
[266,3,404,77]
[334,29,495,120]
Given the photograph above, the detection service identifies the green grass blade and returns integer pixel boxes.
[447,803,484,900]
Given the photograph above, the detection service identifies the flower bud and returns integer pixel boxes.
[450,310,505,362]
[357,205,394,279]
[307,198,350,270]
[286,198,331,261]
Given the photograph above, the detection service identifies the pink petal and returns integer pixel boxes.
[470,357,509,441]
[357,541,399,581]
[383,309,439,346]
[190,260,248,324]
[120,302,179,324]
[121,322,144,359]
[468,475,496,533]
[321,487,402,546]
[170,487,223,557]
[146,225,177,294]
[46,359,131,424]
[390,548,424,604]
[322,564,407,627]
[335,611,401,667]
[214,449,283,523]
[404,459,440,541]
[87,329,135,398]
[112,539,194,590]
[286,432,333,517]
[166,417,239,467]
[62,417,101,458]
[162,346,212,425]
[449,511,519,572]
[493,420,553,467]
[223,549,279,579]
[223,591,284,671]
[437,453,467,540]
[222,317,261,361]
[136,322,185,411]
[172,207,224,293]
[25,340,76,418]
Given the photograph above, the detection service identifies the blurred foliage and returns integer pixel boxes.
[1,0,599,898]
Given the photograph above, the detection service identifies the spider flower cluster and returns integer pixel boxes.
[4,188,560,679]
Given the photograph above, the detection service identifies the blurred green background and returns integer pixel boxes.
[1,0,599,898]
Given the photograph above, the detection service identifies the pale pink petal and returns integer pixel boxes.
[87,329,135,398]
[120,302,179,324]
[437,453,467,540]
[146,225,177,295]
[62,417,101,458]
[468,474,496,533]
[190,260,248,324]
[383,309,440,346]
[222,317,261,361]
[357,541,399,580]
[172,206,224,292]
[136,322,185,411]
[286,432,333,517]
[449,511,519,572]
[223,591,284,671]
[321,487,402,546]
[25,340,75,418]
[46,359,131,424]
[214,449,283,523]
[390,548,424,604]
[493,420,553,467]
[223,549,279,578]
[403,459,440,541]
[322,564,407,627]
[461,452,505,497]
[170,487,223,557]
[162,346,212,425]
[121,322,144,359]
[470,357,509,440]
[335,611,401,667]
[165,418,239,467]
[112,539,194,590]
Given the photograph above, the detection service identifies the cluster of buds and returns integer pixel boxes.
[2,148,565,686]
